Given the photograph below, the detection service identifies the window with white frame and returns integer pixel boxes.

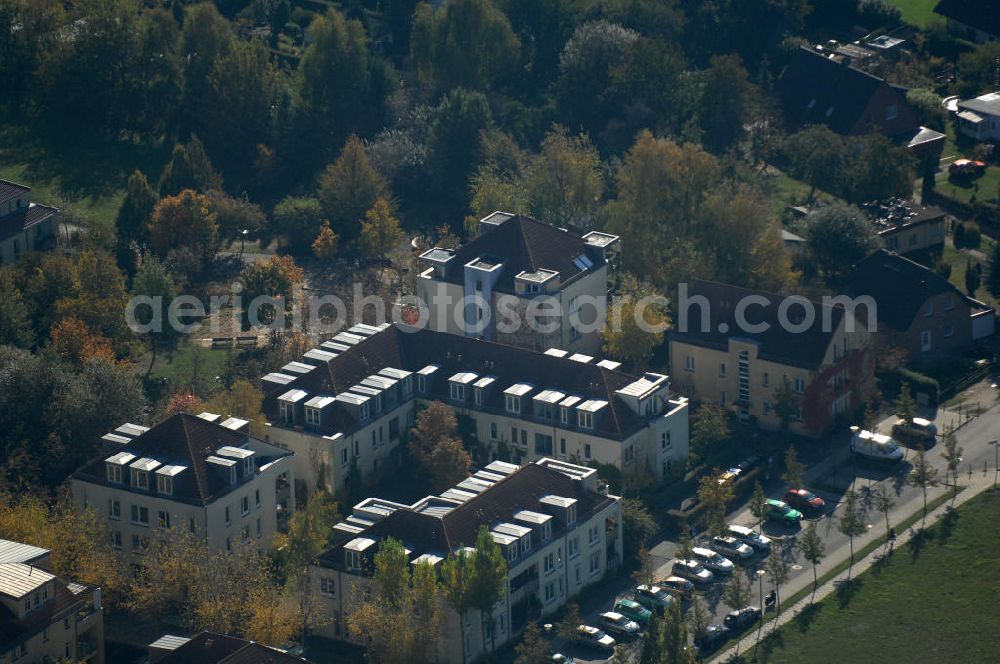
[568,537,578,558]
[578,411,593,429]
[794,377,805,393]
[111,530,122,549]
[474,388,483,406]
[130,505,149,526]
[417,375,426,393]
[133,469,148,490]
[279,401,294,424]
[544,582,555,603]
[156,474,173,496]
[684,356,695,372]
[589,551,600,575]
[106,464,122,484]
[661,430,671,450]
[241,496,250,515]
[560,407,569,425]
[520,535,531,556]
[450,383,465,401]
[108,499,121,520]
[544,552,555,574]
[157,510,170,529]
[567,504,577,525]
[320,577,337,597]
[505,394,520,414]
[541,520,552,543]
[347,550,362,571]
[305,407,321,426]
[588,525,598,544]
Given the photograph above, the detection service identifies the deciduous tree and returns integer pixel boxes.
[781,445,805,488]
[602,275,670,368]
[148,190,219,272]
[525,126,604,229]
[240,256,305,328]
[273,196,326,254]
[797,522,825,596]
[697,471,735,537]
[317,136,390,243]
[908,445,939,524]
[360,197,405,265]
[312,221,339,259]
[838,488,866,575]
[690,402,730,460]
[749,481,768,531]
[805,204,877,283]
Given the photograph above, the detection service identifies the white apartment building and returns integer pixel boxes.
[260,323,689,499]
[415,212,619,355]
[0,180,58,266]
[310,458,622,663]
[71,413,295,560]
[0,539,104,664]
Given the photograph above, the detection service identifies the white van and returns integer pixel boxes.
[850,426,904,462]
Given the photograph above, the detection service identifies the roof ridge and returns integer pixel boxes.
[514,215,537,270]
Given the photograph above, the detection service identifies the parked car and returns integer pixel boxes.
[783,489,825,515]
[694,624,731,654]
[656,576,695,600]
[850,426,904,463]
[723,606,762,631]
[892,417,937,447]
[600,611,641,638]
[717,456,760,486]
[949,158,986,178]
[765,499,803,524]
[635,585,674,611]
[672,559,714,584]
[710,535,754,560]
[576,625,616,649]
[692,546,735,574]
[613,598,652,625]
[727,524,771,552]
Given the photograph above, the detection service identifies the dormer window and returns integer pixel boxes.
[474,388,483,406]
[505,395,520,414]
[507,544,518,563]
[279,401,294,425]
[560,407,569,425]
[305,407,321,426]
[244,457,253,476]
[347,550,362,571]
[578,411,593,429]
[450,383,465,401]
[567,504,577,526]
[360,402,370,421]
[133,470,149,490]
[156,475,173,496]
[520,536,531,556]
[106,464,122,484]
[541,520,552,543]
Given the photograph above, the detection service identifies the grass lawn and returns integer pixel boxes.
[935,166,1000,206]
[938,241,998,310]
[890,0,944,28]
[0,123,170,230]
[740,490,1000,664]
[146,341,229,390]
[766,170,820,217]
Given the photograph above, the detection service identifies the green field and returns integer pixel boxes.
[146,342,229,391]
[0,124,169,230]
[739,490,1000,664]
[936,166,1000,206]
[891,0,944,28]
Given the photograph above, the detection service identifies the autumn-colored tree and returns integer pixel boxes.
[204,379,268,436]
[359,197,405,264]
[317,136,389,242]
[697,470,735,537]
[429,438,473,492]
[311,220,339,259]
[602,274,670,368]
[0,491,126,607]
[525,125,603,229]
[240,255,305,328]
[49,317,116,367]
[53,249,132,348]
[147,189,219,270]
[410,401,459,466]
[166,392,205,417]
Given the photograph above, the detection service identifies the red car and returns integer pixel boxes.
[783,489,825,514]
[949,159,986,179]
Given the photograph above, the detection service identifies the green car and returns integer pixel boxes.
[613,598,652,625]
[766,499,802,523]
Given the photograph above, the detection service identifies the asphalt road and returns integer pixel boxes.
[544,399,1000,663]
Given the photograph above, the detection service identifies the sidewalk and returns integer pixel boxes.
[709,473,997,663]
